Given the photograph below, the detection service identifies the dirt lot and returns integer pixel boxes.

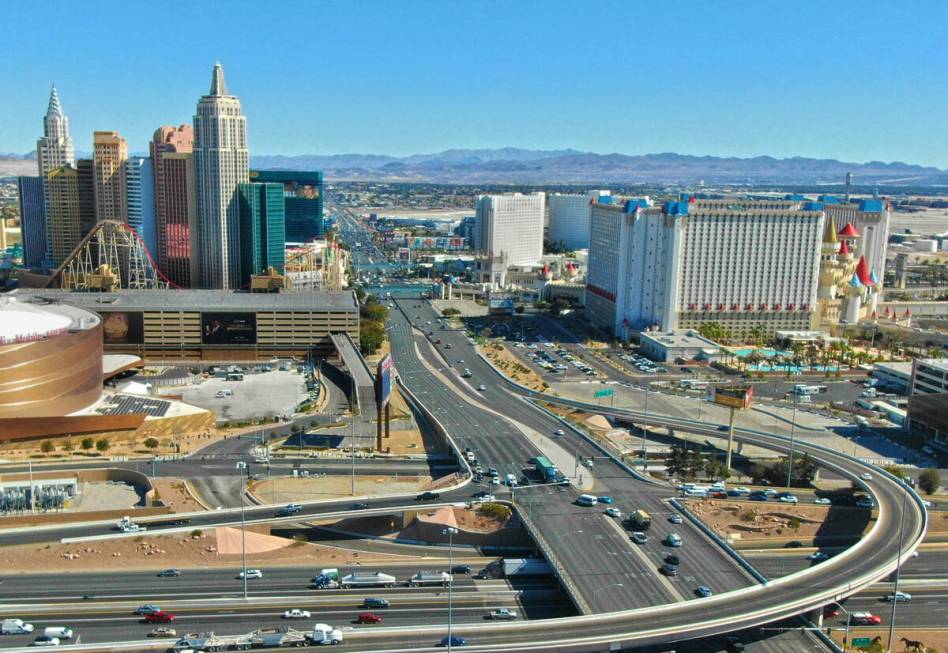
[0,529,408,575]
[688,498,873,541]
[250,474,431,504]
[830,628,947,653]
[150,478,207,513]
[482,343,549,392]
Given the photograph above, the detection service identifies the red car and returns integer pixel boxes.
[144,611,175,623]
[356,612,382,624]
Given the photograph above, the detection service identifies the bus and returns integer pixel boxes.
[630,510,652,531]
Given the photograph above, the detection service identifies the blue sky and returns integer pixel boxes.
[1,0,946,167]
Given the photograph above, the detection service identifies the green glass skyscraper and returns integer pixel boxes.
[250,170,324,243]
[238,182,286,285]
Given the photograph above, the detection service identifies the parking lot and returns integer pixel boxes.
[182,370,309,422]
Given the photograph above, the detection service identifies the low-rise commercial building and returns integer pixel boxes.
[912,358,948,394]
[907,392,948,449]
[10,289,358,360]
[872,361,914,394]
[639,330,722,363]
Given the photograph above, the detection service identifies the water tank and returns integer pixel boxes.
[914,239,937,253]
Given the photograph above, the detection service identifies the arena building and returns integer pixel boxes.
[8,289,360,361]
[0,296,103,419]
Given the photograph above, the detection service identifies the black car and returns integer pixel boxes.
[784,541,803,548]
[363,598,390,609]
[157,568,181,577]
[451,565,472,574]
[472,491,490,499]
[473,571,490,580]
[351,502,369,510]
[417,491,440,501]
[664,555,680,566]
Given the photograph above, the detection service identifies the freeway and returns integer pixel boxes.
[747,548,948,582]
[389,300,758,614]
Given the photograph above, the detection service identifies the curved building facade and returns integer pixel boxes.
[0,298,103,418]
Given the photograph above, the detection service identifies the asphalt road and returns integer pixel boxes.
[390,299,758,613]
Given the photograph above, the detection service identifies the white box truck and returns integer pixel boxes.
[503,558,553,577]
[1,619,34,634]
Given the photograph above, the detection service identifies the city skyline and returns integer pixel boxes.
[1,1,947,167]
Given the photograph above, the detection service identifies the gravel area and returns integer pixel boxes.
[182,370,306,421]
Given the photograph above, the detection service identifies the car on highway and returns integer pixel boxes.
[665,533,682,547]
[362,598,390,609]
[452,565,472,574]
[576,494,598,506]
[814,497,831,505]
[695,586,713,598]
[440,636,467,647]
[665,554,680,566]
[598,496,614,504]
[135,604,161,615]
[416,491,441,501]
[605,507,622,519]
[661,562,678,576]
[669,514,683,524]
[884,591,912,602]
[856,497,875,509]
[356,612,383,624]
[156,568,181,577]
[239,569,263,579]
[848,612,882,625]
[147,627,177,638]
[1,619,34,634]
[32,635,60,647]
[749,492,768,501]
[477,384,486,391]
[807,552,829,561]
[778,495,798,504]
[784,541,803,548]
[554,429,565,436]
[144,611,175,624]
[351,502,369,510]
[491,477,500,486]
[488,608,518,620]
[283,609,311,619]
[631,532,648,545]
[860,472,873,481]
[279,503,303,516]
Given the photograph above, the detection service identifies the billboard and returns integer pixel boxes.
[396,247,412,263]
[376,354,394,406]
[713,384,754,409]
[101,311,144,344]
[488,297,515,316]
[201,313,257,345]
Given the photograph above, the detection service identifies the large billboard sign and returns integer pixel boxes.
[201,313,257,345]
[101,311,144,344]
[713,384,754,409]
[488,297,515,316]
[376,354,394,406]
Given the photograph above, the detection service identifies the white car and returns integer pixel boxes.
[884,591,912,602]
[778,495,798,504]
[283,609,312,619]
[554,429,565,436]
[238,569,263,579]
[605,507,622,519]
[814,497,831,505]
[860,472,873,481]
[490,477,500,486]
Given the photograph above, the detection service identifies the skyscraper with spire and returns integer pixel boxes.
[37,85,75,267]
[193,62,249,288]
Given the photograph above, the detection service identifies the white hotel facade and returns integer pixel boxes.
[586,199,826,339]
[474,192,545,268]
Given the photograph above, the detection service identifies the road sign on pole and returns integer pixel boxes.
[594,388,614,398]
[851,638,872,648]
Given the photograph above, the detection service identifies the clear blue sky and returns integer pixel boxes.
[1,0,946,167]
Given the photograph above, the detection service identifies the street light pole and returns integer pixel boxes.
[350,416,356,496]
[236,461,248,600]
[443,526,458,651]
[887,480,909,652]
[786,393,799,488]
[640,382,650,471]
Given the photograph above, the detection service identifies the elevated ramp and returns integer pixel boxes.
[330,332,376,416]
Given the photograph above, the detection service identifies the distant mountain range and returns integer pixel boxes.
[4,148,947,185]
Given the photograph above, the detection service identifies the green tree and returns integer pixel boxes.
[354,286,366,302]
[360,301,388,323]
[359,320,385,355]
[81,437,95,450]
[549,298,571,316]
[917,469,941,495]
[442,308,462,317]
[40,440,55,454]
[144,437,160,449]
[62,439,75,452]
[882,464,905,480]
[95,438,110,452]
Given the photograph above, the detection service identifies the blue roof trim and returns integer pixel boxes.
[858,199,884,212]
[803,202,824,211]
[623,199,646,213]
[599,195,614,205]
[784,194,807,200]
[818,195,839,204]
[663,201,689,216]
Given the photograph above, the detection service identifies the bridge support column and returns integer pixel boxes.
[377,401,383,452]
[725,406,736,471]
[667,428,675,438]
[385,402,391,440]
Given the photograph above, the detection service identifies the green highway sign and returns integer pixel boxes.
[594,388,614,398]
[851,638,872,648]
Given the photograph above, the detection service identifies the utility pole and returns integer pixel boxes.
[887,481,909,653]
[236,461,248,599]
[443,527,458,651]
[640,382,650,471]
[785,393,799,488]
[351,417,356,496]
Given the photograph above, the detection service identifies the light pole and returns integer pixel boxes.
[443,527,458,651]
[640,382,650,471]
[350,416,356,496]
[785,392,799,488]
[887,480,909,653]
[830,602,851,650]
[236,461,248,599]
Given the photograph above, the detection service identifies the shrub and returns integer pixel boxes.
[144,438,160,449]
[190,529,203,538]
[739,510,755,522]
[62,439,75,452]
[95,438,110,452]
[81,437,95,450]
[40,440,55,454]
[476,502,512,522]
[918,469,941,495]
[788,517,801,530]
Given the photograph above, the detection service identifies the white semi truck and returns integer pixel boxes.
[172,625,342,650]
[407,571,452,587]
[340,572,397,589]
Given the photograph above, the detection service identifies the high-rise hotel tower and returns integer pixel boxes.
[193,63,249,288]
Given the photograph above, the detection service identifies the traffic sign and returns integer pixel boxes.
[594,388,614,398]
[851,638,872,648]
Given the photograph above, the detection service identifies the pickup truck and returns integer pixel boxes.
[488,608,518,620]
